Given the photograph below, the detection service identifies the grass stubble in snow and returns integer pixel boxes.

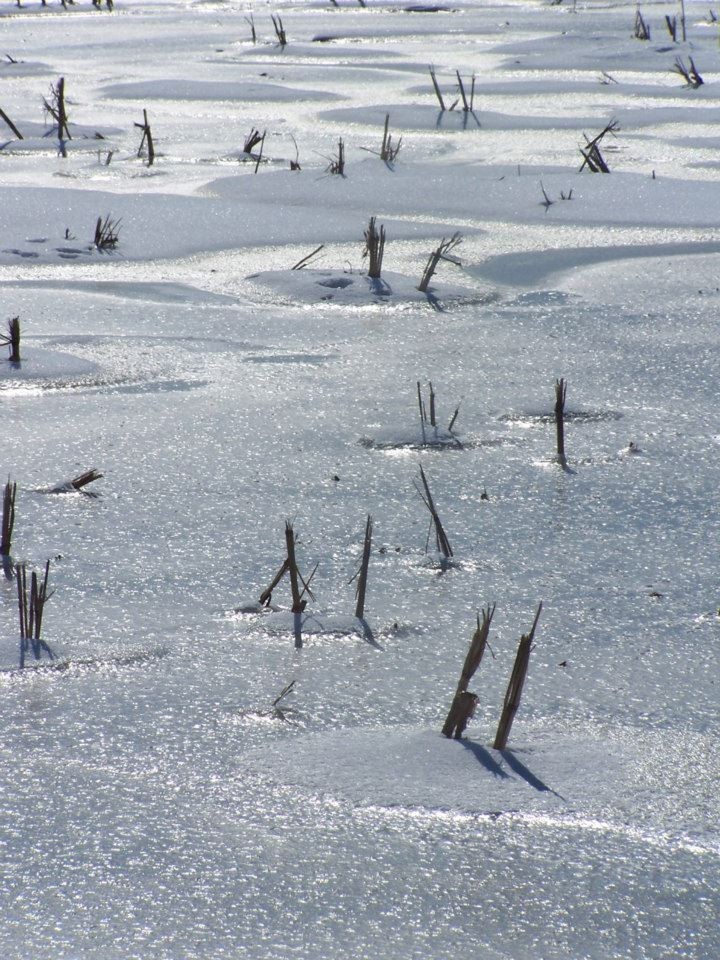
[0,0,718,958]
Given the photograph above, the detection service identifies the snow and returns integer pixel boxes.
[0,0,718,958]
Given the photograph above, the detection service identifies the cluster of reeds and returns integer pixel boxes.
[257,516,374,647]
[428,66,478,118]
[0,316,21,362]
[416,380,462,443]
[17,560,56,669]
[363,216,385,279]
[441,603,543,750]
[579,120,618,173]
[361,114,402,165]
[417,232,462,292]
[325,137,345,175]
[634,9,651,39]
[93,214,121,250]
[242,128,265,156]
[674,56,703,87]
[271,14,288,47]
[134,108,155,166]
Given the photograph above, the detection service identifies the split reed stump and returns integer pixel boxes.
[442,604,495,739]
[493,602,542,750]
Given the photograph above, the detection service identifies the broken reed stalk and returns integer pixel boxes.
[1,478,17,557]
[429,65,446,111]
[243,127,264,154]
[17,560,56,669]
[665,14,678,39]
[284,521,304,649]
[43,77,71,141]
[417,232,462,292]
[259,558,290,607]
[70,468,103,491]
[680,0,687,40]
[415,463,453,560]
[442,603,496,738]
[492,602,542,751]
[291,244,324,270]
[271,14,288,47]
[417,380,427,445]
[673,56,704,87]
[555,377,568,467]
[289,134,301,171]
[354,514,373,620]
[428,381,436,427]
[579,120,618,173]
[363,216,386,279]
[134,109,155,165]
[272,678,296,708]
[455,70,475,112]
[94,214,121,250]
[0,107,23,140]
[0,316,21,362]
[253,131,266,174]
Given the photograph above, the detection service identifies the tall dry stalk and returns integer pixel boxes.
[493,603,542,750]
[1,478,17,557]
[415,463,453,561]
[554,377,568,467]
[353,515,373,620]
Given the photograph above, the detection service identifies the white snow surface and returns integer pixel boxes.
[0,0,719,958]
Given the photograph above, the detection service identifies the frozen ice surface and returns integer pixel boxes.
[0,1,718,958]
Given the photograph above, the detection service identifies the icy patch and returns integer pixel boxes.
[0,347,97,385]
[102,79,342,103]
[240,726,719,855]
[245,269,482,307]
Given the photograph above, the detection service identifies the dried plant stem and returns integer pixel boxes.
[354,515,373,620]
[493,603,542,750]
[555,377,567,467]
[429,65,446,111]
[71,469,103,491]
[1,479,17,556]
[259,558,290,607]
[134,108,155,165]
[442,604,495,738]
[417,232,462,292]
[0,107,23,140]
[415,463,453,560]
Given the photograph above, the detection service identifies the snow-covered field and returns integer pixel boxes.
[1,1,718,957]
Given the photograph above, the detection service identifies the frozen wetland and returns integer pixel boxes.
[0,0,718,957]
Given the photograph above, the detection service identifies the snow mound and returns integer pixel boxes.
[245,268,483,307]
[0,347,98,386]
[241,726,620,814]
